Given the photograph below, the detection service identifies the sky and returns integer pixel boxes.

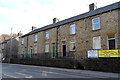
[0,0,119,35]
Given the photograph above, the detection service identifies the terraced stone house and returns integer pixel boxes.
[19,2,120,59]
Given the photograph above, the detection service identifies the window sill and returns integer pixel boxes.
[45,39,49,40]
[70,50,76,52]
[92,28,101,31]
[34,41,37,43]
[70,34,76,36]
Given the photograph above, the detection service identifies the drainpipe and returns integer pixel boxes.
[56,27,59,58]
[9,38,12,63]
[27,36,29,58]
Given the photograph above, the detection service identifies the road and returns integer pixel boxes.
[1,63,119,80]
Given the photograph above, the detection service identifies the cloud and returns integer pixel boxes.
[0,0,119,35]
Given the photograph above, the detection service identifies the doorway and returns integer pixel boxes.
[108,38,115,50]
[30,47,33,58]
[52,46,56,57]
[62,45,66,56]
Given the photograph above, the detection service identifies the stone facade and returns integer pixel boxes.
[19,28,58,59]
[19,2,120,59]
[56,10,119,59]
[0,37,19,61]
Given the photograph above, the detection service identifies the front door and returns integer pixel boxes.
[52,46,55,57]
[108,39,115,50]
[30,48,33,58]
[62,45,66,56]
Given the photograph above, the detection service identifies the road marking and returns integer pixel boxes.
[42,71,47,76]
[25,76,32,78]
[16,72,33,78]
[16,72,28,76]
[43,71,59,74]
[3,73,17,78]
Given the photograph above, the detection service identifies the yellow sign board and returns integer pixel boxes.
[98,50,120,57]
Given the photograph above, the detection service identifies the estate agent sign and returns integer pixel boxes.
[98,50,120,57]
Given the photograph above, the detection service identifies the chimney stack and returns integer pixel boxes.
[89,3,97,11]
[53,18,59,24]
[32,26,37,31]
[18,31,23,36]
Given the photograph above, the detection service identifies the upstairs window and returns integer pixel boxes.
[70,24,76,34]
[45,31,49,39]
[93,36,101,49]
[34,34,38,42]
[92,17,100,30]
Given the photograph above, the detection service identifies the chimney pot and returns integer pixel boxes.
[53,18,59,24]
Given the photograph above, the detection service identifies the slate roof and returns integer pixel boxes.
[0,37,17,44]
[21,1,120,37]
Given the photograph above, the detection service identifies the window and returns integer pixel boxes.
[34,46,37,53]
[45,44,49,53]
[2,44,4,49]
[93,36,101,49]
[21,38,24,44]
[45,31,49,39]
[92,17,100,30]
[108,38,115,50]
[70,24,76,34]
[34,34,38,42]
[70,41,76,51]
[22,48,24,54]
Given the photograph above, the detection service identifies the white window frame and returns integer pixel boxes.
[2,44,4,49]
[34,46,38,53]
[93,36,101,49]
[70,41,76,51]
[70,24,76,35]
[92,17,100,30]
[21,38,24,44]
[45,44,49,53]
[45,31,49,40]
[34,34,38,42]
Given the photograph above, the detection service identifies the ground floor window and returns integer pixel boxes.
[93,36,101,49]
[24,48,27,58]
[34,46,37,53]
[70,41,76,51]
[45,44,49,53]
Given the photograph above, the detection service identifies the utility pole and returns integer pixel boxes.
[9,27,13,63]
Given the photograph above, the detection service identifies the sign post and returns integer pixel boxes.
[0,53,2,80]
